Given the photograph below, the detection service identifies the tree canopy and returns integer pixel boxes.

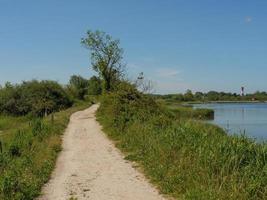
[81,30,124,92]
[0,80,73,116]
[68,75,89,100]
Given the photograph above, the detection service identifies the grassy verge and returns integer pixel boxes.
[97,86,267,200]
[0,101,91,200]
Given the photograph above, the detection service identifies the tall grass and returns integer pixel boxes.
[168,106,214,120]
[0,101,91,200]
[97,85,267,199]
[157,99,214,120]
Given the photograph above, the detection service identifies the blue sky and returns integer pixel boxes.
[0,0,267,94]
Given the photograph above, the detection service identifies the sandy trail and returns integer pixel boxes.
[38,104,166,200]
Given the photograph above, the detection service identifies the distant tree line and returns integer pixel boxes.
[157,89,267,102]
[67,75,102,100]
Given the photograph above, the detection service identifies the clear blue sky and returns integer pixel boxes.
[1,0,267,94]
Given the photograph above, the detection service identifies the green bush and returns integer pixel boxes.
[169,106,214,120]
[0,80,73,117]
[66,75,102,100]
[88,76,102,95]
[67,75,89,100]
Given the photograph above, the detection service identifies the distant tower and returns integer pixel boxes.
[241,86,245,96]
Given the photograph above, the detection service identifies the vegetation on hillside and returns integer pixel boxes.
[97,83,267,200]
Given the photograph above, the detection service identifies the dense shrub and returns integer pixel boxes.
[67,75,89,100]
[0,80,73,117]
[159,99,214,120]
[66,75,102,100]
[97,84,267,200]
[88,76,102,95]
[168,106,214,120]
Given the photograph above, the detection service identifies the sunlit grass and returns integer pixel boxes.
[97,88,267,200]
[0,101,91,200]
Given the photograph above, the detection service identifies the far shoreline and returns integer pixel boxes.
[187,100,267,104]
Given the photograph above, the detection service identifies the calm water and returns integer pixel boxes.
[193,103,267,141]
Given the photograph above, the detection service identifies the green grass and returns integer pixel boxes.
[158,99,214,120]
[0,101,91,200]
[0,115,28,132]
[168,106,214,120]
[97,87,267,200]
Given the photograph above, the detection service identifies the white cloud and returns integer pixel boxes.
[155,68,180,78]
[245,16,253,23]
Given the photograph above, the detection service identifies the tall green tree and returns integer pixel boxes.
[184,89,194,101]
[88,76,102,95]
[68,75,89,100]
[81,30,124,92]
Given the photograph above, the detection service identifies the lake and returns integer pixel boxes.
[193,103,267,141]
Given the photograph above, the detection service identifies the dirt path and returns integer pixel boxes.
[38,104,166,200]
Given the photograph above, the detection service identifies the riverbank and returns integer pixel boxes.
[187,100,267,104]
[98,86,267,199]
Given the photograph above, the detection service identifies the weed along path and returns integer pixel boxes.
[38,104,166,200]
